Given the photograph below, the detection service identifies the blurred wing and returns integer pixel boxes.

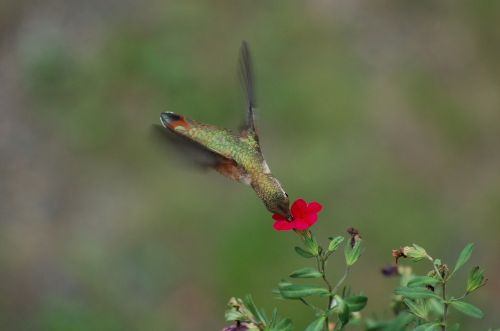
[152,125,248,183]
[239,41,259,141]
[152,124,223,168]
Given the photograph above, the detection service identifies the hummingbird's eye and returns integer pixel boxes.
[284,192,288,198]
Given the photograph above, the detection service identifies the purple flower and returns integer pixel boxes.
[222,324,249,331]
[381,265,398,277]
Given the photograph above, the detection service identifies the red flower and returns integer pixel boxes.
[272,198,323,231]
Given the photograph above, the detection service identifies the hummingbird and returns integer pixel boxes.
[155,42,291,219]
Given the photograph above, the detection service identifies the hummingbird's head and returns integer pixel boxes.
[257,175,291,220]
[274,192,292,220]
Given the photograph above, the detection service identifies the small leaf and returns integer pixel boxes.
[295,246,315,258]
[433,259,442,266]
[304,316,326,331]
[387,312,415,330]
[344,295,368,312]
[304,236,320,256]
[328,236,344,253]
[450,300,484,319]
[273,318,293,331]
[428,297,444,317]
[289,267,322,279]
[466,266,487,293]
[243,295,266,323]
[339,304,351,326]
[225,309,245,322]
[451,243,474,277]
[394,287,441,300]
[345,238,362,266]
[407,276,441,288]
[270,308,278,325]
[403,299,427,319]
[279,284,330,299]
[414,323,441,331]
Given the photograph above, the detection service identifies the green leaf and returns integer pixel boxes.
[304,236,320,256]
[272,318,293,331]
[389,312,415,331]
[289,267,322,279]
[403,299,427,320]
[466,266,487,293]
[344,238,362,266]
[295,246,315,258]
[428,297,444,317]
[365,312,414,331]
[344,295,368,312]
[339,304,351,326]
[269,308,278,325]
[451,243,474,277]
[279,284,330,299]
[394,287,441,300]
[407,276,441,288]
[328,236,344,253]
[225,309,245,322]
[449,323,460,331]
[304,316,326,331]
[243,295,266,323]
[450,300,484,319]
[414,323,440,331]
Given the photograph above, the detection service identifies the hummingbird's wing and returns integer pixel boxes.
[154,116,250,184]
[152,124,227,169]
[239,41,260,150]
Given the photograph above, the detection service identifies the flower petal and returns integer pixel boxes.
[293,219,312,231]
[307,202,323,214]
[304,214,318,226]
[291,199,307,218]
[273,220,294,231]
[272,213,287,221]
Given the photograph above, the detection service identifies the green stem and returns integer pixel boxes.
[430,258,444,282]
[317,254,333,330]
[441,281,448,331]
[299,298,322,313]
[332,267,350,297]
[429,257,448,331]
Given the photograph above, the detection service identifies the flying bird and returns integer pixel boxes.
[155,42,291,219]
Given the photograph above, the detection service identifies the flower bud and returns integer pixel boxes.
[404,244,430,261]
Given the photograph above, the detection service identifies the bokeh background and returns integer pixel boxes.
[1,0,499,330]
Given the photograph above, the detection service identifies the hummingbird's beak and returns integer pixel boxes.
[160,113,169,127]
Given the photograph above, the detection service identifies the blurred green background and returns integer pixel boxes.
[1,0,499,330]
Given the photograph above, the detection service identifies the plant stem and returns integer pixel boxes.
[432,263,444,282]
[430,257,448,331]
[299,298,322,313]
[332,267,350,297]
[441,281,448,331]
[317,254,333,330]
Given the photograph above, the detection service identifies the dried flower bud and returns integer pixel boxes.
[392,247,407,263]
[347,227,361,248]
[438,264,449,278]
